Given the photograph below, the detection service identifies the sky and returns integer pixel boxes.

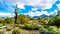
[0,0,60,17]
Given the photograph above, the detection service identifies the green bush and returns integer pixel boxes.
[12,28,22,34]
[25,24,40,30]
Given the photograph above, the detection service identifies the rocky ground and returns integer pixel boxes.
[0,25,40,34]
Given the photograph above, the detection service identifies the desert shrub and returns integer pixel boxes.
[0,29,6,34]
[14,24,20,27]
[6,25,13,31]
[0,24,3,27]
[38,25,44,28]
[4,17,14,24]
[19,24,25,29]
[12,27,22,34]
[48,16,60,27]
[0,18,5,24]
[39,27,48,34]
[6,27,13,31]
[0,24,3,29]
[57,28,60,34]
[48,26,57,34]
[25,24,40,30]
[8,32,12,34]
[25,24,35,30]
[43,25,50,29]
[39,26,59,34]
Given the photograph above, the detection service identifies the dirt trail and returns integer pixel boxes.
[21,29,40,34]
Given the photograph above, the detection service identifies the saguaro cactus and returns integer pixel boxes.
[15,4,18,24]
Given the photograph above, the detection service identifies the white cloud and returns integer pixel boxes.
[24,10,58,17]
[28,12,35,17]
[32,8,38,11]
[56,4,60,10]
[41,11,50,16]
[17,3,25,9]
[24,11,50,17]
[34,11,42,16]
[6,0,25,9]
[0,12,15,17]
[6,0,56,9]
[24,12,35,17]
[25,0,56,9]
[50,10,58,16]
[59,0,60,1]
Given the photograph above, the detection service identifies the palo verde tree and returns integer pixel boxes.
[17,14,30,24]
[15,4,18,24]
